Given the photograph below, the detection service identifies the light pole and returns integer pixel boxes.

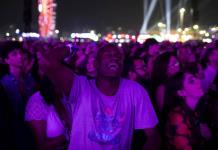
[179,8,186,29]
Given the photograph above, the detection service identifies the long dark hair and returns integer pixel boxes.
[163,72,186,114]
[39,76,56,105]
[151,52,176,89]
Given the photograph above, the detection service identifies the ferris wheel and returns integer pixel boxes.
[38,0,56,37]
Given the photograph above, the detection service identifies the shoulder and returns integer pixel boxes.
[69,74,90,101]
[74,74,90,84]
[25,91,49,121]
[121,78,145,91]
[26,91,48,111]
[121,78,150,101]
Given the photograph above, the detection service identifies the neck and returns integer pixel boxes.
[9,66,23,79]
[185,97,200,111]
[96,76,120,96]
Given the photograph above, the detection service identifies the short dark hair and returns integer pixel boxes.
[0,41,23,59]
[164,72,186,114]
[151,52,176,88]
[183,62,199,76]
[96,43,120,60]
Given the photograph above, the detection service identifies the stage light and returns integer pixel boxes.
[6,33,10,37]
[55,29,59,34]
[166,0,171,34]
[193,25,199,30]
[22,32,40,38]
[140,0,158,34]
[205,33,210,37]
[38,0,56,37]
[19,37,23,42]
[15,29,20,34]
[131,35,136,40]
[177,28,182,32]
[184,28,190,32]
[179,8,185,29]
[211,27,217,32]
[90,30,95,34]
[38,4,42,12]
[199,30,206,35]
[158,22,166,28]
[112,34,117,39]
[179,8,186,14]
[119,39,125,43]
[125,34,130,39]
[203,38,212,43]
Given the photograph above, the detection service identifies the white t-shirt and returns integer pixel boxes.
[25,92,65,138]
[68,75,158,150]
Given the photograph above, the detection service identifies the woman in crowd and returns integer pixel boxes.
[151,52,180,113]
[163,71,213,150]
[25,43,73,150]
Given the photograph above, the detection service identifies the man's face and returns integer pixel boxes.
[133,59,147,79]
[178,47,195,63]
[167,56,180,77]
[148,44,160,57]
[96,46,124,78]
[178,73,204,99]
[5,49,24,68]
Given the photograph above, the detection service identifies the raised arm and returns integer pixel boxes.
[36,43,76,97]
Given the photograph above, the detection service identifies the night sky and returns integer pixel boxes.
[0,0,218,34]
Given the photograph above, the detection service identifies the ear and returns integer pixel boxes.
[177,90,186,97]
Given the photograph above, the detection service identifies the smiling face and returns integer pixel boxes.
[96,45,124,78]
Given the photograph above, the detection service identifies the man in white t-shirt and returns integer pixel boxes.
[40,44,159,150]
[68,44,159,150]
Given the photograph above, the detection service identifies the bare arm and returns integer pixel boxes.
[39,44,76,98]
[143,127,160,150]
[28,120,67,150]
[155,85,165,112]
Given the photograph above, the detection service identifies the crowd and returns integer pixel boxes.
[0,37,218,150]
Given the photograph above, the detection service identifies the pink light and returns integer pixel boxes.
[38,0,56,37]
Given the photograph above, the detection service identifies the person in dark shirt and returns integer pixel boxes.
[0,41,36,150]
